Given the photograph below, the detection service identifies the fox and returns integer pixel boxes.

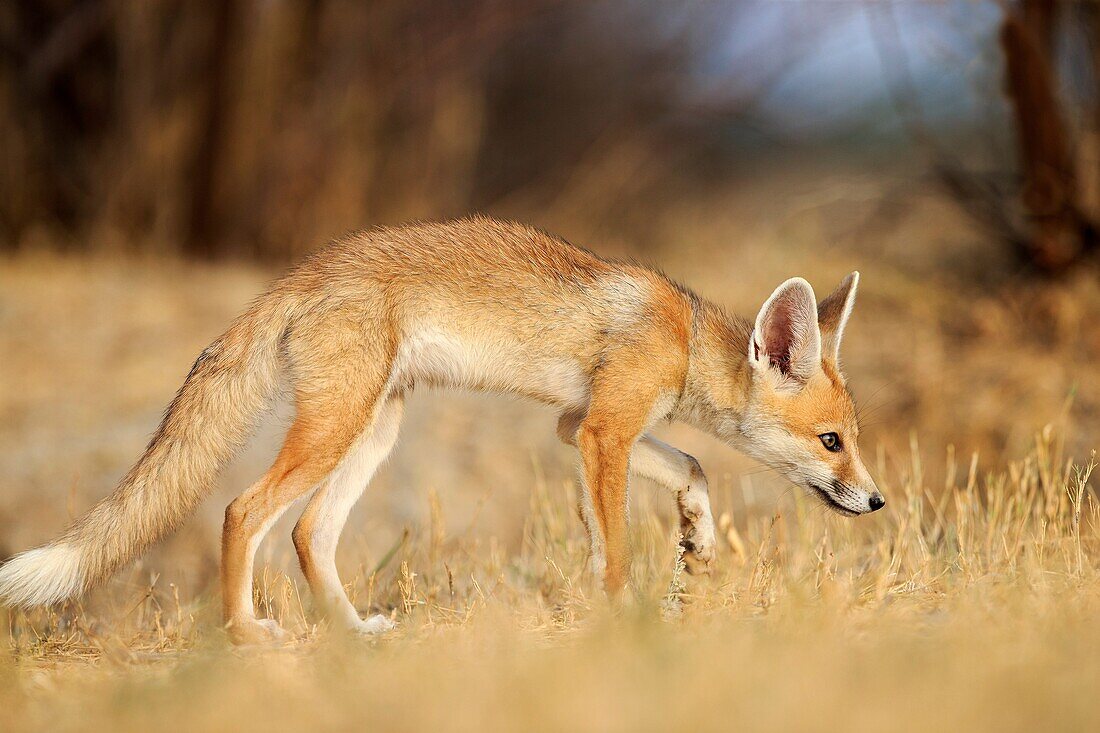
[0,216,882,643]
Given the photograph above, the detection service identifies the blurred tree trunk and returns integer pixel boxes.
[0,0,112,249]
[184,0,240,259]
[1000,0,1096,272]
[290,0,324,86]
[1081,2,1100,230]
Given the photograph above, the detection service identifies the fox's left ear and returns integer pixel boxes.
[816,271,859,365]
[749,277,821,382]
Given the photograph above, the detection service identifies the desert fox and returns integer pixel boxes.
[0,216,882,643]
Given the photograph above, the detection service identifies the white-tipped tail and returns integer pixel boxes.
[0,544,85,608]
[0,298,289,609]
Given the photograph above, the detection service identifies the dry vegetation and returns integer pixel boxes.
[5,3,1100,730]
[1,203,1099,730]
[0,416,1097,732]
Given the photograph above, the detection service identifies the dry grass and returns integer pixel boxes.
[1,230,1099,731]
[1,428,1097,732]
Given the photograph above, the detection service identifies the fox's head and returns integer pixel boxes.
[738,272,883,516]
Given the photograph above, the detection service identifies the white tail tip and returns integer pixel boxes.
[0,544,85,608]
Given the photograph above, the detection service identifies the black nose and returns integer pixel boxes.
[868,494,885,512]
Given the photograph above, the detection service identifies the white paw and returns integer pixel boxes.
[228,617,292,646]
[680,513,716,575]
[350,614,396,635]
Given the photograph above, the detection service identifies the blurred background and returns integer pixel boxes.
[1,1,1098,602]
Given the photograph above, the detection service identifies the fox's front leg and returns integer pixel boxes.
[576,420,635,595]
[569,370,674,596]
[630,435,716,575]
[558,415,715,576]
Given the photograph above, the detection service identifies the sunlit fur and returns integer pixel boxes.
[0,216,880,642]
[677,273,881,516]
[739,361,878,516]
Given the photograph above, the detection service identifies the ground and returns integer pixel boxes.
[1,189,1098,731]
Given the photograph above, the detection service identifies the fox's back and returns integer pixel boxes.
[282,216,693,407]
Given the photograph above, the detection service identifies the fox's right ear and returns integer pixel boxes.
[816,271,859,365]
[749,277,820,382]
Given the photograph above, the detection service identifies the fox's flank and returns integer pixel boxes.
[0,215,883,642]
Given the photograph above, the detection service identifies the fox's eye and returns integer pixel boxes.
[819,432,842,452]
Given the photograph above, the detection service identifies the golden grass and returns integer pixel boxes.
[2,426,1097,732]
[1,247,1099,732]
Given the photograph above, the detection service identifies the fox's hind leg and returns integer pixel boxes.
[221,351,391,644]
[292,394,403,635]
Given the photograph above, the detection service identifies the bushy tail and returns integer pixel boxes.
[0,296,291,607]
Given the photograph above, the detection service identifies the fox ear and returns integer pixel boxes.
[749,277,821,381]
[816,271,859,365]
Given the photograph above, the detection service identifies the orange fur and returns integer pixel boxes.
[0,216,880,639]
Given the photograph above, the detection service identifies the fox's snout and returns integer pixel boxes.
[808,479,884,516]
[838,484,885,515]
[847,480,886,515]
